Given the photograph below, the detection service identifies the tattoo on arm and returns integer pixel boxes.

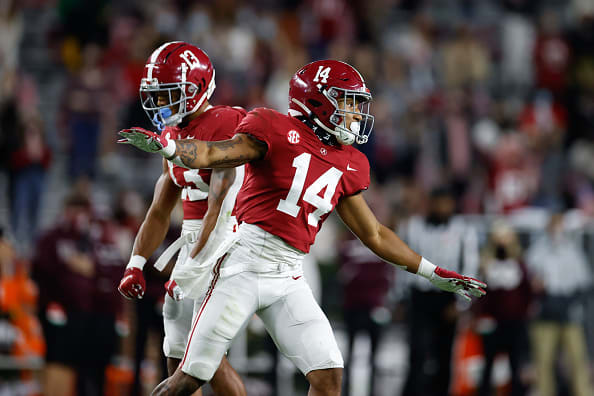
[245,134,268,156]
[206,136,244,151]
[176,140,199,166]
[206,134,267,167]
[176,133,267,168]
[209,155,250,168]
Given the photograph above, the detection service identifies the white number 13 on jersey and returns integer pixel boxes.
[277,153,343,227]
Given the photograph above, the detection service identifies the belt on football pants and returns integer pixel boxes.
[154,231,199,271]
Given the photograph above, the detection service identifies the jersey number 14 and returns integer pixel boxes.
[277,153,343,227]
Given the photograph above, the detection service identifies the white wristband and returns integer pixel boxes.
[417,257,436,279]
[127,255,147,270]
[161,138,177,159]
[162,140,191,169]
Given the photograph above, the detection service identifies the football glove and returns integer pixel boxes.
[118,267,146,300]
[117,127,176,158]
[430,267,487,301]
[165,279,184,301]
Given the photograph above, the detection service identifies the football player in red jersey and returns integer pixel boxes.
[120,60,487,396]
[116,42,246,396]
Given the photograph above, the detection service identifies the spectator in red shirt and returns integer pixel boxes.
[32,191,124,396]
[488,133,540,213]
[533,10,570,95]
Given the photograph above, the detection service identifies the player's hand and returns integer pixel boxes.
[118,267,146,299]
[117,127,176,158]
[430,267,487,301]
[165,279,184,301]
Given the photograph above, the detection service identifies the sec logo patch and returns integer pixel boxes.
[287,130,300,144]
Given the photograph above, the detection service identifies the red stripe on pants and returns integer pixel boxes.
[180,254,227,367]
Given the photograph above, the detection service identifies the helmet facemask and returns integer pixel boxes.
[139,65,215,130]
[324,87,374,145]
[140,81,196,130]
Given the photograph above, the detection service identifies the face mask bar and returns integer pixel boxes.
[325,87,374,144]
[139,81,198,128]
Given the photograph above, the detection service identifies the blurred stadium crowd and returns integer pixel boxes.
[1,0,594,395]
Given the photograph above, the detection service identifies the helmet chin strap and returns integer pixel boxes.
[311,118,355,145]
[164,113,183,127]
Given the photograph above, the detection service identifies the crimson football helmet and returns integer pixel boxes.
[288,60,374,145]
[140,41,215,128]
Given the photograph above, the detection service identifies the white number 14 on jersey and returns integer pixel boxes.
[277,153,343,227]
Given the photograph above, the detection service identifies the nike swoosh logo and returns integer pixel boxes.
[292,276,302,280]
[347,164,357,171]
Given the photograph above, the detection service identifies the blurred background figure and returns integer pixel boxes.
[6,112,51,253]
[0,226,45,396]
[112,189,171,396]
[338,230,395,396]
[59,42,109,182]
[32,190,124,396]
[474,221,533,396]
[398,186,479,396]
[525,211,594,396]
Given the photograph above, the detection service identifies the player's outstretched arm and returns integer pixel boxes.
[118,159,181,299]
[336,193,487,301]
[118,127,266,169]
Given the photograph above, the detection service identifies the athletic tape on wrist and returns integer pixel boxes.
[417,257,437,279]
[161,139,177,159]
[127,255,147,270]
[162,140,190,169]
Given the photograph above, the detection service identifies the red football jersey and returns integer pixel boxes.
[165,105,246,219]
[234,108,370,253]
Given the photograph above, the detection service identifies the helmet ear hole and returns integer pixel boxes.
[307,99,323,107]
